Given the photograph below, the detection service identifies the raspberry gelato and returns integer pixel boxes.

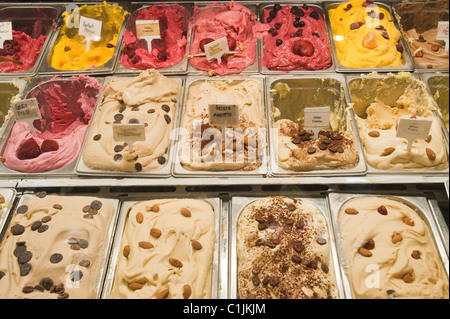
[1,76,103,173]
[120,3,189,70]
[188,1,268,76]
[261,4,332,71]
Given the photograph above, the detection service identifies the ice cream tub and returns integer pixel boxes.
[392,0,449,72]
[327,192,450,299]
[0,75,105,178]
[101,195,224,299]
[172,75,269,177]
[0,77,27,138]
[114,2,193,75]
[259,3,335,75]
[187,1,262,76]
[421,72,449,145]
[325,1,414,73]
[345,72,449,175]
[266,74,368,176]
[428,198,449,257]
[38,1,131,76]
[0,187,16,241]
[76,73,183,178]
[229,195,346,299]
[0,190,121,299]
[0,3,64,77]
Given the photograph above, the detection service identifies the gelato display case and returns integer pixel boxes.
[0,0,448,301]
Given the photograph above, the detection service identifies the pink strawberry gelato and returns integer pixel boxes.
[1,76,103,173]
[188,1,268,76]
[120,3,189,70]
[261,4,332,71]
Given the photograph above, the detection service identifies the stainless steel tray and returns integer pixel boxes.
[324,1,414,73]
[38,2,131,76]
[327,192,450,299]
[114,2,193,75]
[101,195,225,299]
[229,195,346,299]
[187,1,261,76]
[266,74,368,176]
[0,187,16,239]
[428,198,449,257]
[0,3,64,77]
[258,3,336,75]
[172,75,269,177]
[75,75,184,178]
[345,72,450,175]
[0,190,121,299]
[0,76,105,178]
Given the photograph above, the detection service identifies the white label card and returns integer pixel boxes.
[204,37,229,63]
[0,22,13,49]
[78,16,102,52]
[396,118,432,150]
[113,123,146,152]
[437,21,449,51]
[11,98,41,136]
[136,20,160,52]
[304,106,330,137]
[209,104,239,126]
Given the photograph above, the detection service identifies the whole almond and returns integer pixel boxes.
[150,228,162,238]
[191,240,202,250]
[123,245,130,258]
[139,241,154,249]
[392,233,403,244]
[368,131,380,138]
[183,285,192,299]
[402,216,415,226]
[181,208,191,218]
[411,250,421,259]
[426,148,436,160]
[403,273,414,283]
[156,288,169,299]
[430,44,440,52]
[128,282,143,290]
[169,257,183,268]
[377,205,388,215]
[345,207,359,215]
[151,204,160,212]
[381,147,395,156]
[425,135,432,143]
[136,212,144,224]
[358,247,373,257]
[363,239,375,250]
[415,50,423,57]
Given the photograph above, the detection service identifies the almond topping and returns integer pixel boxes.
[156,289,169,299]
[191,240,202,250]
[128,282,143,290]
[402,216,415,226]
[181,208,191,217]
[403,273,414,283]
[136,212,144,224]
[169,257,183,268]
[425,135,432,143]
[123,245,130,258]
[151,204,160,212]
[345,207,359,215]
[363,239,375,250]
[368,131,380,137]
[426,148,436,160]
[392,233,403,244]
[150,228,162,238]
[138,241,154,249]
[381,147,395,156]
[183,285,192,299]
[411,250,421,259]
[430,44,440,52]
[358,247,373,257]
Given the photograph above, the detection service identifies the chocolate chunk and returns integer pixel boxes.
[113,154,123,162]
[114,145,124,152]
[11,224,25,236]
[31,221,42,231]
[269,277,280,286]
[381,32,389,40]
[321,263,329,273]
[316,237,327,245]
[106,43,115,48]
[309,11,319,20]
[78,239,89,249]
[79,259,90,267]
[131,106,139,112]
[93,134,101,141]
[64,46,71,52]
[288,203,296,211]
[337,146,344,153]
[164,114,171,124]
[262,276,270,286]
[53,204,62,210]
[350,22,361,30]
[329,146,338,153]
[161,104,170,112]
[292,138,301,144]
[258,222,268,231]
[252,276,260,286]
[50,253,63,264]
[90,200,102,210]
[309,259,318,269]
[307,147,316,154]
[319,143,327,150]
[129,118,139,124]
[147,109,155,114]
[255,238,266,246]
[323,138,332,145]
[119,106,126,113]
[333,134,343,140]
[292,254,302,264]
[70,244,80,250]
[135,163,143,172]
[22,286,34,294]
[34,284,44,292]
[293,242,304,253]
[252,266,261,275]
[14,245,27,257]
[41,216,52,223]
[37,225,49,233]
[157,156,166,165]
[387,289,396,299]
[70,270,83,282]
[36,191,47,198]
[19,263,32,276]
[114,114,123,122]
[40,278,54,290]
[377,205,388,215]
[0,271,5,280]
[18,251,32,264]
[16,205,28,214]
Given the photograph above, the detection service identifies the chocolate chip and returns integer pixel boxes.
[329,146,338,153]
[319,143,327,150]
[41,216,52,223]
[19,263,32,276]
[11,224,25,236]
[78,239,89,249]
[16,205,28,214]
[106,43,114,48]
[161,104,170,112]
[93,134,101,141]
[337,146,344,153]
[309,11,319,20]
[316,237,327,245]
[31,221,42,231]
[34,285,44,292]
[323,138,332,145]
[292,254,302,264]
[36,191,47,198]
[37,225,49,233]
[114,154,123,162]
[135,163,143,172]
[57,292,69,299]
[321,263,329,273]
[252,276,261,286]
[83,214,93,219]
[54,283,64,293]
[79,259,90,267]
[147,109,156,114]
[18,251,32,264]
[70,244,80,250]
[119,106,126,113]
[266,239,279,249]
[269,277,280,286]
[262,277,270,286]
[90,200,102,210]
[22,286,34,294]
[0,271,5,280]
[164,114,171,124]
[252,266,261,275]
[381,32,389,40]
[293,242,304,253]
[70,270,83,282]
[81,205,90,213]
[64,46,71,52]
[255,238,266,246]
[114,145,124,152]
[292,138,301,144]
[40,278,54,290]
[307,147,316,154]
[114,114,124,121]
[131,106,139,112]
[129,118,139,124]
[157,156,166,165]
[309,259,318,269]
[50,253,63,264]
[285,218,295,225]
[258,222,268,231]
[14,245,27,257]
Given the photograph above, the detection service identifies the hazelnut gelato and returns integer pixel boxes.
[237,196,339,299]
[108,199,216,299]
[338,196,449,299]
[0,193,116,299]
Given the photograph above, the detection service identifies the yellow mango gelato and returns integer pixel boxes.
[49,1,128,70]
[328,0,404,68]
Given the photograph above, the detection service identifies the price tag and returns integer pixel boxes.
[0,22,13,49]
[204,37,229,63]
[112,123,146,152]
[396,118,432,151]
[437,21,449,51]
[208,103,239,126]
[304,106,330,138]
[11,98,41,136]
[78,16,102,52]
[136,20,160,52]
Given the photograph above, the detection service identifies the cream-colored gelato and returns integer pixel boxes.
[0,193,115,299]
[82,69,179,172]
[179,79,264,171]
[237,196,339,299]
[338,196,449,299]
[350,73,448,170]
[108,198,215,299]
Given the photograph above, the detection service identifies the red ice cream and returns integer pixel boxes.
[120,3,189,70]
[189,1,268,76]
[261,4,332,71]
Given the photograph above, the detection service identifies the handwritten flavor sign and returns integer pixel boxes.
[136,20,160,52]
[396,118,432,150]
[437,21,449,51]
[112,123,146,152]
[11,98,41,136]
[79,16,102,52]
[208,103,239,126]
[204,37,229,62]
[304,106,330,137]
[0,22,13,49]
